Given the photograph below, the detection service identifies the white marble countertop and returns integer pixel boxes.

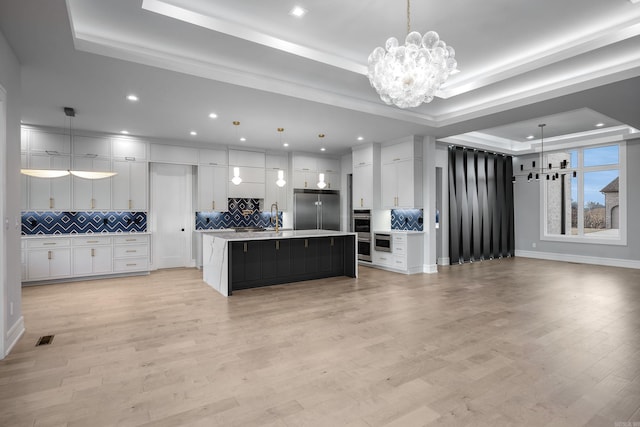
[22,232,152,239]
[208,229,357,242]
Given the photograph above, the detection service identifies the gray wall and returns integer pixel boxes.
[0,29,23,356]
[514,138,640,262]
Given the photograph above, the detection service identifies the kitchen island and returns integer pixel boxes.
[202,230,357,296]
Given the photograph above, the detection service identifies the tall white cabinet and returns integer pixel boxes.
[381,139,423,209]
[111,138,148,211]
[352,144,380,209]
[197,148,228,211]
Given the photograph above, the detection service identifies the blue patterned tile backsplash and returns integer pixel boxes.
[391,209,423,231]
[22,211,147,235]
[196,198,282,230]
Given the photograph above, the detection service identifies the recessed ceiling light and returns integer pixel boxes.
[126,94,139,102]
[289,6,307,17]
[240,137,246,142]
[190,131,197,136]
[320,147,326,152]
[120,130,129,135]
[595,122,605,127]
[526,135,534,140]
[357,136,364,141]
[283,143,289,147]
[209,113,218,119]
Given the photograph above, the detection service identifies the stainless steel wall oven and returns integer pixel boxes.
[353,209,371,262]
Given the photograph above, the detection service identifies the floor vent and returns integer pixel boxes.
[36,335,54,346]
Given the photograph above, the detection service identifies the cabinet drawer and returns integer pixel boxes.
[392,243,406,255]
[72,236,112,246]
[392,256,407,270]
[114,258,149,272]
[373,251,393,267]
[27,238,71,249]
[392,233,407,243]
[114,244,148,258]
[113,235,149,245]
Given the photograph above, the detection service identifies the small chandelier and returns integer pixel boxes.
[367,0,457,108]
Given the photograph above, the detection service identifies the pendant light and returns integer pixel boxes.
[231,167,242,186]
[317,173,327,189]
[21,107,117,179]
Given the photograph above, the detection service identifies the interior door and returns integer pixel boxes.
[151,163,193,269]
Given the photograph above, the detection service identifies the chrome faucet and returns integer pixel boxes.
[270,202,279,233]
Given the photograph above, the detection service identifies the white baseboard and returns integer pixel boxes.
[516,250,640,269]
[423,264,438,274]
[437,257,450,266]
[5,316,25,357]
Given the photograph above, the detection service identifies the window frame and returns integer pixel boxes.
[540,141,626,246]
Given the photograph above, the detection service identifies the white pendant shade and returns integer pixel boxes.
[69,170,118,179]
[317,173,327,189]
[20,169,70,178]
[231,167,242,185]
[276,169,286,187]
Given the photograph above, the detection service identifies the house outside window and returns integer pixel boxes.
[542,143,626,245]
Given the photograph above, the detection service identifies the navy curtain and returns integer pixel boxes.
[449,147,514,264]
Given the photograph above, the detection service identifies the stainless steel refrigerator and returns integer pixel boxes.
[293,189,340,231]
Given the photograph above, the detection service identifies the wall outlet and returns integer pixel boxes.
[532,242,537,248]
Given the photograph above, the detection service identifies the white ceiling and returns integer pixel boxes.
[1,0,640,155]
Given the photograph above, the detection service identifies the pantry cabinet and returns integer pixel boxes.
[380,139,423,209]
[111,159,147,210]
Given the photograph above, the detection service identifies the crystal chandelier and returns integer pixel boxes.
[367,0,457,108]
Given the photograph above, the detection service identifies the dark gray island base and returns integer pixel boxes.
[229,235,356,293]
[202,230,358,296]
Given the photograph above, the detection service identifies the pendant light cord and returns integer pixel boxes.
[407,0,411,34]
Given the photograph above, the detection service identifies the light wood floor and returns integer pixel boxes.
[1,259,639,426]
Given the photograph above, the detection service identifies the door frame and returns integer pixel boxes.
[149,162,195,270]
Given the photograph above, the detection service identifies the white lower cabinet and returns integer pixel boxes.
[26,238,72,281]
[72,236,113,276]
[113,235,150,272]
[23,234,150,283]
[372,232,424,274]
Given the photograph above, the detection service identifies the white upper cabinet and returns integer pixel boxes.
[112,159,147,210]
[381,139,423,209]
[27,153,71,210]
[29,130,70,155]
[72,156,112,210]
[73,135,111,158]
[228,150,266,198]
[292,154,340,190]
[197,164,227,211]
[199,148,227,166]
[352,144,380,209]
[150,144,199,165]
[112,138,147,161]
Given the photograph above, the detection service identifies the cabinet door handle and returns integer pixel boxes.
[91,198,95,209]
[45,150,59,155]
[212,201,215,210]
[128,199,132,210]
[360,198,363,207]
[243,242,247,253]
[87,240,98,243]
[393,158,400,161]
[126,250,137,253]
[125,238,136,242]
[304,239,308,248]
[330,237,334,247]
[49,198,54,209]
[43,242,56,246]
[126,263,137,266]
[304,181,307,188]
[48,250,52,260]
[124,156,136,161]
[91,248,95,257]
[327,183,330,189]
[276,241,280,250]
[358,162,365,166]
